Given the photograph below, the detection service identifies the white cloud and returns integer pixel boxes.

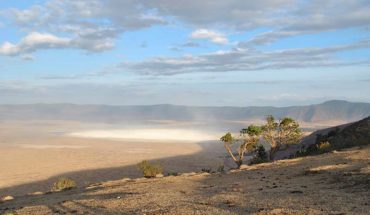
[119,39,370,75]
[0,32,71,56]
[190,29,228,45]
[0,30,118,56]
[241,31,301,45]
[2,0,370,55]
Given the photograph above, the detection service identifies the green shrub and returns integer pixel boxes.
[294,141,332,158]
[249,145,268,165]
[201,168,212,173]
[249,157,266,165]
[317,141,331,154]
[52,177,77,191]
[217,165,225,173]
[294,148,308,157]
[137,160,163,178]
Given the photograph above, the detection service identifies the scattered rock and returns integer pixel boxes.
[304,169,320,175]
[225,200,236,207]
[232,187,243,192]
[179,190,187,194]
[1,196,14,202]
[343,172,352,176]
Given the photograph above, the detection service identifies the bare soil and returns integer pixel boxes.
[1,145,369,215]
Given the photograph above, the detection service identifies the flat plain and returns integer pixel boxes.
[0,120,225,197]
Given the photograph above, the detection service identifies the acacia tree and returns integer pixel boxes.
[220,132,239,166]
[239,125,263,160]
[220,125,262,168]
[262,115,302,160]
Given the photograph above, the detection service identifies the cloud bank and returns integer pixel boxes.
[1,0,369,56]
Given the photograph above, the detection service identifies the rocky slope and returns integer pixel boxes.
[273,116,370,160]
[1,145,369,214]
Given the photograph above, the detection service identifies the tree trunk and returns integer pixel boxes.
[224,143,241,168]
[269,145,280,160]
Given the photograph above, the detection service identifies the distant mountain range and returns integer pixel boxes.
[0,100,369,124]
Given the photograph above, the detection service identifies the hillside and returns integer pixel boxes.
[1,145,369,214]
[273,116,370,160]
[0,100,369,124]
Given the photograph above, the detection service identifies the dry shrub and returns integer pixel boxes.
[317,141,331,154]
[137,160,163,178]
[52,177,77,191]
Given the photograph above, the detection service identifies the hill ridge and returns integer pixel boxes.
[0,100,369,123]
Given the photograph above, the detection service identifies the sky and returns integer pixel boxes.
[0,0,369,106]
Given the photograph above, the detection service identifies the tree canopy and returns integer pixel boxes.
[220,115,302,168]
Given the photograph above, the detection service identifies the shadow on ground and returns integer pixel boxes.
[0,140,225,197]
[1,146,369,214]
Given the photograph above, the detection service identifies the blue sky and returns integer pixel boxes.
[0,0,369,106]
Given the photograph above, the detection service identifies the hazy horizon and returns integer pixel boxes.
[0,99,369,108]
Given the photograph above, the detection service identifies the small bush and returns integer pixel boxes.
[317,141,331,154]
[201,168,212,173]
[217,165,225,173]
[137,160,163,178]
[167,171,178,176]
[249,145,268,165]
[249,157,266,165]
[52,177,76,191]
[294,148,308,157]
[304,169,321,175]
[294,141,332,158]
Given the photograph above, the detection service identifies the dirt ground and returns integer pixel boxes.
[0,121,225,197]
[1,145,369,215]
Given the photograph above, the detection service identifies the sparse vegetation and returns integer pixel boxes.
[249,144,268,165]
[294,141,332,158]
[201,168,212,173]
[52,177,77,191]
[220,125,263,168]
[261,115,302,160]
[314,117,370,150]
[167,171,179,176]
[220,116,302,166]
[217,165,225,173]
[317,141,331,153]
[137,160,163,178]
